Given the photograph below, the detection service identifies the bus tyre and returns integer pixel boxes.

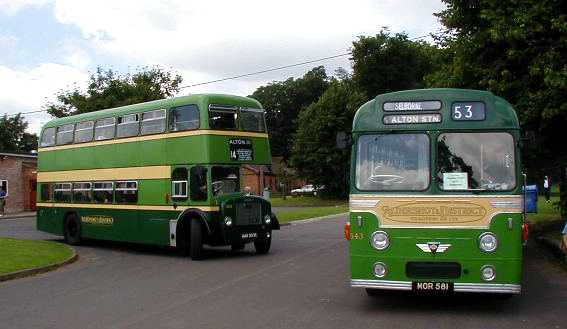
[254,236,271,254]
[231,243,245,251]
[190,220,203,260]
[64,213,82,246]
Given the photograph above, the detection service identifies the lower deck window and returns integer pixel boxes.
[40,183,52,201]
[73,182,92,203]
[54,183,72,202]
[115,181,138,204]
[93,182,113,203]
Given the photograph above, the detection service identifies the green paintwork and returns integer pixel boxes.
[37,94,273,248]
[349,89,523,288]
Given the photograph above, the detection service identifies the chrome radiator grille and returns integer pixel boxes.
[235,202,262,226]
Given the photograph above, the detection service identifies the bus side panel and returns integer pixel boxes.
[37,207,64,236]
[166,136,209,165]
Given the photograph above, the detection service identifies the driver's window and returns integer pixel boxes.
[190,166,208,201]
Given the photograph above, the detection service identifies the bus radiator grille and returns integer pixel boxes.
[235,202,262,226]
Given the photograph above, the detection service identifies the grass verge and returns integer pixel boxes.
[278,205,348,223]
[527,196,562,223]
[271,196,346,207]
[0,238,74,275]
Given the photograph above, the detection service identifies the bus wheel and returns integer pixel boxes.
[190,220,203,260]
[64,213,82,245]
[231,243,245,251]
[254,236,271,254]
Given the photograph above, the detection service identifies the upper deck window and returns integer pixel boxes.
[240,108,266,132]
[209,106,237,130]
[117,114,139,138]
[56,124,74,145]
[140,109,166,135]
[170,105,200,131]
[74,121,94,143]
[437,132,516,191]
[356,134,430,191]
[94,118,115,141]
[40,127,56,147]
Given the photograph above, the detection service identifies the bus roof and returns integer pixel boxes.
[43,93,263,129]
[352,88,520,132]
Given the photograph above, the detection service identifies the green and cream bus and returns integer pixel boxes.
[37,94,279,259]
[347,89,525,295]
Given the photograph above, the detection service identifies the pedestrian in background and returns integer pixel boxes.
[0,187,6,217]
[544,175,551,203]
[562,220,567,253]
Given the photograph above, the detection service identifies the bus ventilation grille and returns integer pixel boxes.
[235,202,262,226]
[406,262,462,279]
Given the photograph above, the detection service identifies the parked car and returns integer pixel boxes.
[290,184,322,196]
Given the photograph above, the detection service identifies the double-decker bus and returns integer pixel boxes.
[37,94,279,260]
[347,89,525,295]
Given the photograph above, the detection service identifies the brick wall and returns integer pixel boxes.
[0,156,37,214]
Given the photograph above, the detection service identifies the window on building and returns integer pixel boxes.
[172,168,188,199]
[40,183,53,201]
[93,182,113,203]
[54,183,72,202]
[140,109,166,135]
[115,181,138,204]
[94,118,116,141]
[169,105,200,131]
[40,127,56,147]
[56,124,74,145]
[72,182,92,203]
[0,180,8,197]
[190,166,208,201]
[209,106,237,130]
[74,121,94,143]
[116,114,139,138]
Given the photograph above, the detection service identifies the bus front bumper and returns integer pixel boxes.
[351,279,521,294]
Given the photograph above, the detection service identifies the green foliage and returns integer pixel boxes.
[432,0,567,181]
[0,114,38,152]
[351,31,442,98]
[291,77,366,198]
[251,66,329,158]
[45,66,183,118]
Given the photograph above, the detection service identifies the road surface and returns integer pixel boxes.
[0,215,566,329]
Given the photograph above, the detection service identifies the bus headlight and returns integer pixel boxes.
[373,262,387,278]
[479,232,498,252]
[370,231,390,250]
[481,265,496,281]
[224,216,233,226]
[264,214,271,224]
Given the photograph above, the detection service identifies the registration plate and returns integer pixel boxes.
[241,233,257,239]
[412,281,453,293]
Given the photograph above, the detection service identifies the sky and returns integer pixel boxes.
[0,0,446,135]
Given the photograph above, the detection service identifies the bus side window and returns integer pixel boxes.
[56,124,75,145]
[116,114,139,138]
[40,183,53,202]
[140,109,166,135]
[115,181,138,204]
[93,182,113,203]
[40,127,56,147]
[170,105,200,131]
[54,183,72,202]
[190,166,208,201]
[172,168,188,200]
[94,118,116,141]
[72,182,92,203]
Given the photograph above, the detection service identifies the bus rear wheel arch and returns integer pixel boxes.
[64,212,82,245]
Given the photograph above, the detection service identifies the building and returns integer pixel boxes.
[0,152,37,214]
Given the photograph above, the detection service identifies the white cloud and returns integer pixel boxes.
[0,0,51,15]
[0,63,88,134]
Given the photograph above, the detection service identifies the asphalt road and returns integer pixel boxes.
[1,215,566,329]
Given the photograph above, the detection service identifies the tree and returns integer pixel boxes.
[431,0,567,181]
[351,31,442,99]
[251,66,329,159]
[45,66,183,117]
[0,114,38,152]
[291,76,366,198]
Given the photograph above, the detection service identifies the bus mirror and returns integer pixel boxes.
[336,131,352,149]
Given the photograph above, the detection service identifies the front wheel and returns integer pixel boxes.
[190,220,203,260]
[64,213,82,245]
[254,236,271,254]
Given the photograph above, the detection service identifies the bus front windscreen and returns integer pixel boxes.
[240,109,266,132]
[437,132,516,191]
[212,166,240,196]
[356,134,430,191]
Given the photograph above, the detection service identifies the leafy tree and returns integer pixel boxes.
[0,114,38,152]
[291,76,366,198]
[45,66,183,118]
[251,66,329,159]
[351,31,442,98]
[431,0,567,181]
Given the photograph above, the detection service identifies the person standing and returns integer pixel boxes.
[544,176,551,203]
[0,187,6,217]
